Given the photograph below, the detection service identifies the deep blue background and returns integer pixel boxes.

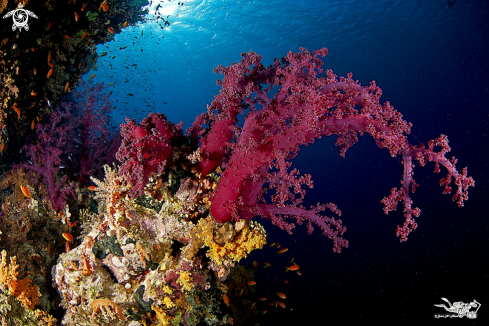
[89,0,488,323]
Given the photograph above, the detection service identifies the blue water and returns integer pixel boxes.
[88,0,488,323]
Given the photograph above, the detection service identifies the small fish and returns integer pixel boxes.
[20,185,31,198]
[247,281,256,286]
[98,0,107,11]
[259,297,267,301]
[123,20,128,28]
[100,52,108,57]
[89,73,96,80]
[297,270,302,275]
[62,233,74,243]
[81,31,88,39]
[48,51,51,62]
[47,21,52,29]
[30,47,35,51]
[81,3,87,11]
[13,103,20,119]
[33,67,37,75]
[223,294,229,307]
[264,262,271,267]
[0,144,4,153]
[65,241,70,253]
[276,292,286,299]
[31,120,35,130]
[64,82,70,93]
[277,248,288,254]
[59,165,65,169]
[285,264,300,272]
[253,261,258,269]
[277,301,286,309]
[269,243,276,247]
[47,99,51,107]
[27,160,32,165]
[75,12,79,22]
[108,27,114,34]
[47,68,53,78]
[64,35,71,39]
[32,254,42,262]
[88,186,97,191]
[284,279,289,283]
[48,62,54,68]
[31,90,37,96]
[120,46,127,50]
[68,221,77,228]
[107,82,115,86]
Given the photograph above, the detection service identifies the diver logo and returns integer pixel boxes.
[434,297,481,319]
[2,3,37,32]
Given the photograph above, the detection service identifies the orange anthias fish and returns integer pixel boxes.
[88,185,97,191]
[81,31,88,39]
[247,281,256,286]
[123,20,128,28]
[285,264,300,272]
[0,144,5,153]
[259,297,267,301]
[277,248,288,254]
[108,27,114,34]
[62,233,74,243]
[89,73,96,80]
[276,292,286,299]
[81,3,87,11]
[31,90,37,96]
[99,0,109,12]
[20,185,31,198]
[47,68,53,78]
[64,82,70,93]
[31,120,35,130]
[252,261,258,269]
[222,294,229,307]
[277,301,286,309]
[13,103,20,119]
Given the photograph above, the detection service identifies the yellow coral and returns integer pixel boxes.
[163,296,175,308]
[153,304,171,326]
[163,285,173,294]
[176,271,193,292]
[198,218,267,266]
[0,250,40,310]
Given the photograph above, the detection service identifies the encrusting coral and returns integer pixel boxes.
[52,162,267,326]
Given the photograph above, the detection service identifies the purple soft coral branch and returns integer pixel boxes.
[22,109,76,212]
[195,47,474,247]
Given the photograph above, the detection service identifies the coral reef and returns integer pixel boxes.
[0,46,474,325]
[53,163,266,325]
